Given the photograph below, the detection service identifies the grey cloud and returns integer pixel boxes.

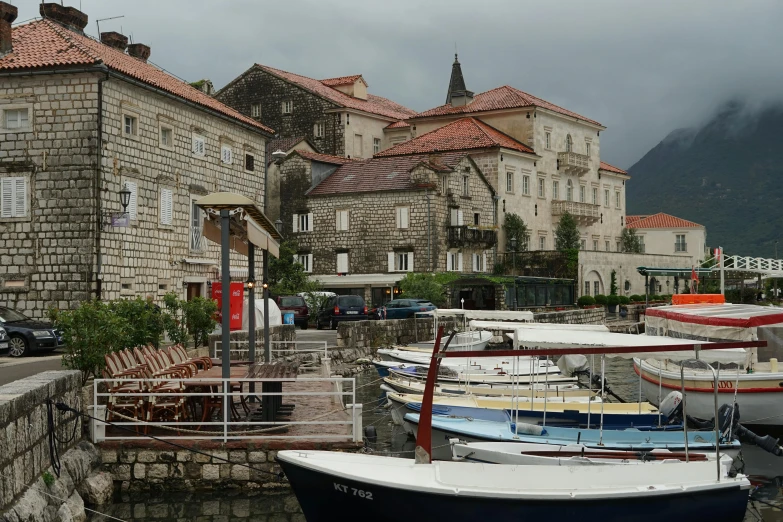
[14,0,783,167]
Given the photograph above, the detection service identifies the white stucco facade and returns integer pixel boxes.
[634,226,707,265]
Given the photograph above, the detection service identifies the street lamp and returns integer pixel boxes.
[101,184,133,230]
[509,236,517,275]
[275,218,283,237]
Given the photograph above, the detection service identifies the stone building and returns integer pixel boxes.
[287,149,497,304]
[215,65,416,158]
[264,136,317,222]
[0,3,272,318]
[409,55,629,259]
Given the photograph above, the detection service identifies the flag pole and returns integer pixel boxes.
[719,247,725,296]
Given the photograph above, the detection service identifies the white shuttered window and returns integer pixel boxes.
[125,181,138,220]
[336,210,349,231]
[192,134,206,157]
[447,252,463,272]
[160,188,173,226]
[297,254,313,273]
[336,253,349,274]
[396,207,409,229]
[0,177,26,218]
[293,213,313,233]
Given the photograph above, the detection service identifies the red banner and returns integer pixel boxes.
[211,282,245,330]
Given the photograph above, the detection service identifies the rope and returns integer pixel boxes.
[0,468,128,522]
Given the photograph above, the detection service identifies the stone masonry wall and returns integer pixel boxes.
[296,155,496,276]
[533,307,605,325]
[215,67,344,156]
[0,370,83,512]
[335,317,459,353]
[0,72,100,317]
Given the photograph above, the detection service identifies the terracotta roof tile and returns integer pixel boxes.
[375,117,535,157]
[0,20,273,134]
[385,120,410,129]
[294,150,357,165]
[626,213,704,229]
[599,161,628,175]
[268,136,308,154]
[257,64,416,121]
[320,74,365,86]
[308,151,469,196]
[414,85,601,127]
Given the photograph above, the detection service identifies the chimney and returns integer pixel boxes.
[39,3,88,33]
[127,43,151,63]
[0,2,17,56]
[100,31,128,51]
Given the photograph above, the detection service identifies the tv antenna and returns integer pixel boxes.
[96,15,124,38]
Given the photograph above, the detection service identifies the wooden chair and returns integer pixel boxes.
[140,356,189,434]
[102,352,145,432]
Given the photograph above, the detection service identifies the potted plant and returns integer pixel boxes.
[607,294,620,313]
[577,295,596,309]
[594,294,608,307]
[618,296,630,318]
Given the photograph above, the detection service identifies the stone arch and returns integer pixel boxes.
[584,270,604,296]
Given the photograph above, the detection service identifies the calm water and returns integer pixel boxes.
[90,364,783,521]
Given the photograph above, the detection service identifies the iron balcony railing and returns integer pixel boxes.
[557,151,590,175]
[447,226,498,248]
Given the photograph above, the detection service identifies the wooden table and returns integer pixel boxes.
[184,366,250,425]
[247,362,299,423]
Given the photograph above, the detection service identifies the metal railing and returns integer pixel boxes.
[213,339,250,359]
[190,225,207,252]
[92,376,361,443]
[446,225,498,248]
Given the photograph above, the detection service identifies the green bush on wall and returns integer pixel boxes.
[629,294,644,302]
[577,295,596,308]
[619,296,630,305]
[594,294,608,305]
[607,295,621,306]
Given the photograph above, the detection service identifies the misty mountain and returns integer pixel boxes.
[626,101,783,258]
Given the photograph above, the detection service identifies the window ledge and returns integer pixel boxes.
[158,224,174,231]
[0,285,29,293]
[0,215,31,223]
[0,127,33,135]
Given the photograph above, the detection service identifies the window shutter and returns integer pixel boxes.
[482,252,488,273]
[13,178,25,217]
[408,252,414,272]
[1,178,12,218]
[160,188,173,225]
[446,253,452,271]
[457,253,463,272]
[307,254,313,273]
[126,182,137,220]
[344,210,349,231]
[307,212,314,232]
[388,252,395,272]
[337,253,348,274]
[292,214,299,233]
[457,210,464,226]
[402,208,409,228]
[473,253,479,272]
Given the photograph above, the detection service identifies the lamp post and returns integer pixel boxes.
[509,236,517,275]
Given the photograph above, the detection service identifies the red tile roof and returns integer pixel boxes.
[414,85,601,127]
[293,150,357,165]
[599,161,628,175]
[320,74,365,87]
[375,117,535,157]
[626,213,704,229]
[256,65,416,121]
[308,151,470,196]
[0,20,273,134]
[385,120,411,129]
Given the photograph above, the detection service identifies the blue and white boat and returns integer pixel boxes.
[403,413,741,461]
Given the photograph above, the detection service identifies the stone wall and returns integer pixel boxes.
[335,317,459,354]
[207,325,296,360]
[98,440,360,492]
[215,67,344,156]
[533,307,605,325]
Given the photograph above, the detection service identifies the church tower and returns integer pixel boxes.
[445,54,474,107]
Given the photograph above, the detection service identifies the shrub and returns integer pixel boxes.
[49,300,127,385]
[110,297,164,349]
[162,292,189,346]
[398,273,447,307]
[607,295,621,306]
[619,295,630,305]
[629,294,643,302]
[594,294,608,305]
[577,295,596,308]
[182,297,218,348]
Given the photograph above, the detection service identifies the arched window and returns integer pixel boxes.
[566,179,573,201]
[566,134,572,153]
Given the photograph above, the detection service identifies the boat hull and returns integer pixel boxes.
[636,358,783,427]
[277,453,750,522]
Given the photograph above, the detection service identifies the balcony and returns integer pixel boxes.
[551,200,600,225]
[190,225,207,253]
[557,151,590,176]
[447,226,498,249]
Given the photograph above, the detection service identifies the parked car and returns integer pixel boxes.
[0,327,8,352]
[275,295,309,329]
[0,306,65,357]
[378,298,437,319]
[316,295,368,330]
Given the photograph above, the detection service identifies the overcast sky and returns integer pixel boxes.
[13,0,783,168]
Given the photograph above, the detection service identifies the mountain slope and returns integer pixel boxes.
[626,102,783,257]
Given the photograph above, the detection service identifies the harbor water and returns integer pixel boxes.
[90,362,783,521]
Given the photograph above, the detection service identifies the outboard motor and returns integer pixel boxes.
[660,391,683,423]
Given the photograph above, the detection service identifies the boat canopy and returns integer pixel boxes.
[636,267,713,278]
[508,328,749,365]
[424,309,534,321]
[470,320,608,332]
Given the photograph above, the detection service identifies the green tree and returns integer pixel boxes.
[268,240,323,296]
[182,297,218,348]
[554,212,580,251]
[110,297,164,349]
[398,273,447,307]
[610,270,618,296]
[503,212,529,251]
[49,300,127,384]
[162,292,189,346]
[621,227,643,253]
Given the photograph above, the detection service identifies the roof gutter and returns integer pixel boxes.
[106,71,274,138]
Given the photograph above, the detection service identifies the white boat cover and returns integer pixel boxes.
[470,321,608,332]
[507,328,748,364]
[425,309,535,322]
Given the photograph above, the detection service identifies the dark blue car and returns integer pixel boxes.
[316,295,368,329]
[378,299,436,320]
